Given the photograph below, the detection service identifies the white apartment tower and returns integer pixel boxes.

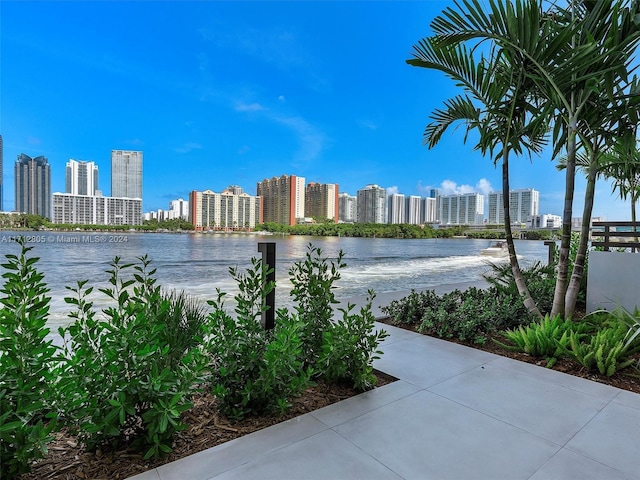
[168,198,189,220]
[338,193,357,223]
[406,195,422,225]
[52,193,142,225]
[66,159,99,196]
[422,197,437,224]
[488,189,540,225]
[111,150,142,199]
[356,184,386,224]
[387,193,406,224]
[439,193,485,225]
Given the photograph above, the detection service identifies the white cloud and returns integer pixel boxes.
[235,102,265,112]
[440,179,476,195]
[386,186,399,195]
[278,95,286,102]
[476,178,493,195]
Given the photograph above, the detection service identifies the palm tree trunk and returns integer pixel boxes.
[551,123,578,318]
[502,152,542,318]
[565,153,597,318]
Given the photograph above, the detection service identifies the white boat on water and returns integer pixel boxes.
[480,241,508,257]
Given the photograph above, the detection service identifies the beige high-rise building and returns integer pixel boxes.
[189,188,261,231]
[305,182,338,222]
[256,174,305,226]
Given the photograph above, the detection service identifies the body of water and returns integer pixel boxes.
[0,231,550,333]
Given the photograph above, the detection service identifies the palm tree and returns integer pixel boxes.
[407,37,548,317]
[410,0,640,318]
[546,0,640,318]
[557,74,640,317]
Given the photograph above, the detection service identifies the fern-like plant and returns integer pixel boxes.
[495,315,579,368]
[569,327,634,377]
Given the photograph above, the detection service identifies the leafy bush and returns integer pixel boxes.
[380,289,440,327]
[59,256,209,459]
[289,244,345,365]
[318,291,389,390]
[495,315,581,367]
[409,287,535,345]
[0,240,58,478]
[208,259,313,420]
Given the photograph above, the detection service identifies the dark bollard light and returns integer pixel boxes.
[544,240,556,266]
[257,242,276,330]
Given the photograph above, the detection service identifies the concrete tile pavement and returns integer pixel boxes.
[129,285,640,480]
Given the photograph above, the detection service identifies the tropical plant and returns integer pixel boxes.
[289,245,345,366]
[0,239,58,478]
[569,326,635,376]
[380,289,441,327]
[407,0,640,320]
[406,0,557,318]
[318,291,389,391]
[59,256,209,460]
[495,315,581,368]
[208,259,313,420]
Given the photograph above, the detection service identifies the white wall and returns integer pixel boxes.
[587,251,640,313]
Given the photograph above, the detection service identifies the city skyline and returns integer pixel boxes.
[0,1,632,220]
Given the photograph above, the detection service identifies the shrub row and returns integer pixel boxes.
[0,240,388,478]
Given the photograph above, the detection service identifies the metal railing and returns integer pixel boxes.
[591,221,640,251]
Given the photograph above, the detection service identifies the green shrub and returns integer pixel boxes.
[289,244,345,365]
[413,287,535,345]
[0,240,58,478]
[59,256,209,460]
[495,315,581,367]
[380,289,440,327]
[208,259,313,420]
[318,291,389,391]
[569,326,634,376]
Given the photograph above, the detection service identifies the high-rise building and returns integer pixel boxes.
[422,197,437,223]
[338,192,357,223]
[189,189,261,230]
[356,184,386,224]
[439,193,485,225]
[256,174,305,225]
[305,182,339,222]
[168,198,189,220]
[15,153,51,218]
[387,193,406,224]
[52,193,142,225]
[488,189,539,224]
[111,150,142,199]
[66,159,99,196]
[0,134,3,211]
[406,195,422,225]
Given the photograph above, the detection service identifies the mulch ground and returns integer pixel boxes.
[19,372,396,480]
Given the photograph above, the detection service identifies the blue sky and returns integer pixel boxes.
[0,0,632,220]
